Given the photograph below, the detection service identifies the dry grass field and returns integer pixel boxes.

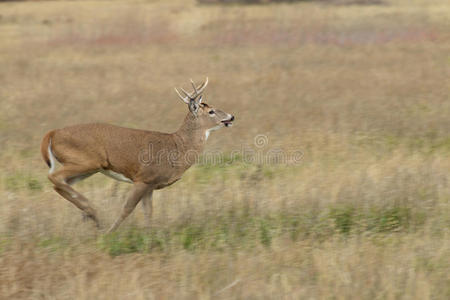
[0,0,449,298]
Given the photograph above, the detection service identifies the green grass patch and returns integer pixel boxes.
[3,171,43,192]
[99,228,149,256]
[97,203,429,256]
[192,153,289,184]
[354,134,450,155]
[367,206,411,233]
[37,236,68,252]
[330,205,355,234]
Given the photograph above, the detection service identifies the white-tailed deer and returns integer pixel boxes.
[40,78,234,233]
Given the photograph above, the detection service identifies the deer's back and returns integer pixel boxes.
[50,123,173,181]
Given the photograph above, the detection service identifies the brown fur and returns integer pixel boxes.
[41,91,234,232]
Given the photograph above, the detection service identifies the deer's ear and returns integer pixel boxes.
[198,96,203,104]
[188,99,199,117]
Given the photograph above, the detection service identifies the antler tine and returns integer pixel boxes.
[175,78,209,103]
[190,79,198,95]
[195,77,209,95]
[174,87,190,104]
[180,87,194,99]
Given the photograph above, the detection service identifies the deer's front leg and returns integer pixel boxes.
[141,189,154,229]
[107,182,151,233]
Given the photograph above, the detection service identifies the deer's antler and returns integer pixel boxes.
[175,77,209,103]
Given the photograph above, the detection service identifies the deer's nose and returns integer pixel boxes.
[230,115,235,121]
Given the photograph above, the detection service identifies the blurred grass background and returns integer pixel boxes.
[0,0,449,299]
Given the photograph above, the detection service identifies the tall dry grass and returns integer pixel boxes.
[0,0,449,298]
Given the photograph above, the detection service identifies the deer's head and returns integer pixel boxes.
[175,78,235,135]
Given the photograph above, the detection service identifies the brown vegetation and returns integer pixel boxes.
[0,0,449,298]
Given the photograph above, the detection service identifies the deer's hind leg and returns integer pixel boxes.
[48,164,100,227]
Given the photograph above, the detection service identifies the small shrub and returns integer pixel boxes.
[27,178,43,191]
[330,206,355,234]
[259,219,272,247]
[99,228,148,256]
[368,206,411,233]
[181,225,204,250]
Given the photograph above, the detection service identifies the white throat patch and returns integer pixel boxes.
[205,124,223,141]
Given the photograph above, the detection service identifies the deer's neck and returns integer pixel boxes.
[173,113,207,154]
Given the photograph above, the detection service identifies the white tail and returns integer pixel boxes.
[47,140,57,175]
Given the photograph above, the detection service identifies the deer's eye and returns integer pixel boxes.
[209,110,215,115]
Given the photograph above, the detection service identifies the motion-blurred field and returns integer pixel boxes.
[0,0,449,299]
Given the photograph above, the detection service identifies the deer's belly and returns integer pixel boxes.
[101,169,133,183]
[153,176,181,189]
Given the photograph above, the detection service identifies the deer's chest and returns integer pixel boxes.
[143,163,190,189]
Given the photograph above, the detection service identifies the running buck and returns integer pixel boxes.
[40,78,234,233]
